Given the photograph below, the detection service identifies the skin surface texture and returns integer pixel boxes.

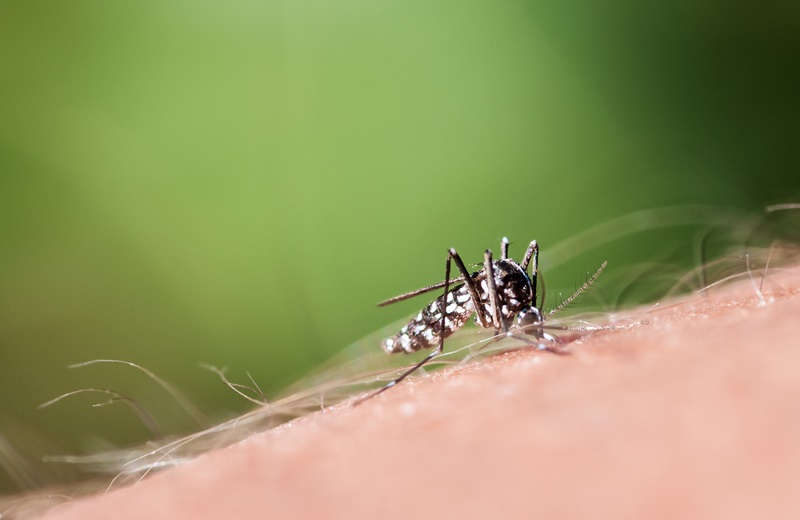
[23,266,800,519]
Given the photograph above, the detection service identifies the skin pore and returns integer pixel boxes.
[12,264,800,519]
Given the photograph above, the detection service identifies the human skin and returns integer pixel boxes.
[30,265,800,519]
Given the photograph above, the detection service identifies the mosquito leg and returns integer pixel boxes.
[537,275,547,311]
[500,236,509,260]
[484,249,509,333]
[531,242,539,309]
[450,248,491,328]
[520,241,539,306]
[376,275,467,307]
[506,330,569,355]
[520,240,538,272]
[353,345,443,404]
[355,248,480,404]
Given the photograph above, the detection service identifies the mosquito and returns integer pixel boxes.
[355,237,606,404]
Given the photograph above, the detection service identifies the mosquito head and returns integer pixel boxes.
[515,306,544,338]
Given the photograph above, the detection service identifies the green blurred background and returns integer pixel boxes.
[1,0,798,492]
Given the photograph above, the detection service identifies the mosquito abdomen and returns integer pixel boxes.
[383,286,475,354]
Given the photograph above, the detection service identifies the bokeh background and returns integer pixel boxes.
[1,1,798,492]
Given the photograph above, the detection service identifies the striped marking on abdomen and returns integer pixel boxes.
[382,286,475,354]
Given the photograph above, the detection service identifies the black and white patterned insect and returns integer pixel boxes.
[357,237,604,403]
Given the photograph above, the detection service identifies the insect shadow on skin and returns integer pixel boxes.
[354,237,608,404]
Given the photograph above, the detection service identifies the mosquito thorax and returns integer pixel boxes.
[474,259,534,321]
